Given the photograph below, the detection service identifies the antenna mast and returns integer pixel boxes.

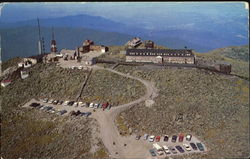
[37,18,42,55]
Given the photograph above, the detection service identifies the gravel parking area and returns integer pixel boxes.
[23,98,207,158]
[22,98,111,117]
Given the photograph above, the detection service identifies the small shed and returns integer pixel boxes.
[214,62,232,74]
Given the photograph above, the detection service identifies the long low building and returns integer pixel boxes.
[126,49,195,64]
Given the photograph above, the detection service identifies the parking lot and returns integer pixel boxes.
[134,134,207,158]
[22,98,112,118]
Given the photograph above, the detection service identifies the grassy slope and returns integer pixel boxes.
[194,45,249,78]
[116,65,249,158]
[1,57,146,158]
[80,69,146,106]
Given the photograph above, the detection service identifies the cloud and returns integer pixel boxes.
[236,34,246,39]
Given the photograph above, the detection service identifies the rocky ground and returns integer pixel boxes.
[115,65,249,158]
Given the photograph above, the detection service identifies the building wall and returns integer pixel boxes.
[126,56,195,64]
[90,45,108,52]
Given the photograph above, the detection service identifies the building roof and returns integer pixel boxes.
[60,49,76,54]
[126,49,194,57]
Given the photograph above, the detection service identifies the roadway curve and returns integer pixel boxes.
[91,65,158,158]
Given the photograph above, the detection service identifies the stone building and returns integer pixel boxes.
[89,45,109,53]
[144,40,154,49]
[126,49,195,64]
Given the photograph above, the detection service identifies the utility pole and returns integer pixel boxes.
[42,37,45,54]
[37,18,42,55]
[0,35,2,76]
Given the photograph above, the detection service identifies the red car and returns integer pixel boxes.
[178,133,184,142]
[102,102,109,109]
[155,136,161,142]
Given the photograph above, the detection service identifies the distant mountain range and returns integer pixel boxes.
[0,14,248,61]
[0,26,133,61]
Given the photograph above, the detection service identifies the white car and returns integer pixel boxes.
[186,134,192,141]
[78,102,84,107]
[48,99,54,104]
[148,135,155,142]
[89,103,94,108]
[94,103,99,109]
[63,101,69,106]
[78,66,83,69]
[162,145,171,154]
[73,102,78,107]
[183,143,192,151]
[143,134,149,140]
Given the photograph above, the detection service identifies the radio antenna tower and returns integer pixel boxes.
[37,18,42,55]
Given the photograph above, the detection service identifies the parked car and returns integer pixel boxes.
[57,110,67,115]
[58,100,64,105]
[37,105,43,109]
[196,143,204,151]
[78,102,84,107]
[45,106,53,111]
[69,111,77,116]
[86,102,90,107]
[175,145,185,153]
[149,149,157,157]
[53,100,59,105]
[43,98,48,103]
[162,145,171,154]
[29,102,40,108]
[75,110,81,116]
[179,133,184,142]
[50,108,56,113]
[148,135,155,142]
[183,143,191,151]
[102,102,109,109]
[186,134,192,141]
[73,102,78,107]
[107,104,112,110]
[190,143,198,150]
[163,135,169,142]
[48,99,54,104]
[98,103,102,108]
[169,146,177,154]
[135,135,141,140]
[171,135,177,142]
[78,66,83,69]
[89,103,94,108]
[143,134,149,140]
[40,106,46,110]
[82,112,92,117]
[68,101,74,106]
[94,103,99,109]
[155,136,161,142]
[63,101,69,106]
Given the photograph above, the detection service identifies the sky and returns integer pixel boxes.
[1,2,248,23]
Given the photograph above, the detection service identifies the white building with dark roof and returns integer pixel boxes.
[126,49,195,64]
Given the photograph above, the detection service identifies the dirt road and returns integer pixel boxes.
[91,65,159,158]
[23,63,207,158]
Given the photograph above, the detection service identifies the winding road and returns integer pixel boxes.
[91,65,158,158]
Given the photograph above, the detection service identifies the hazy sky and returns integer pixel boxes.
[1,2,248,22]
